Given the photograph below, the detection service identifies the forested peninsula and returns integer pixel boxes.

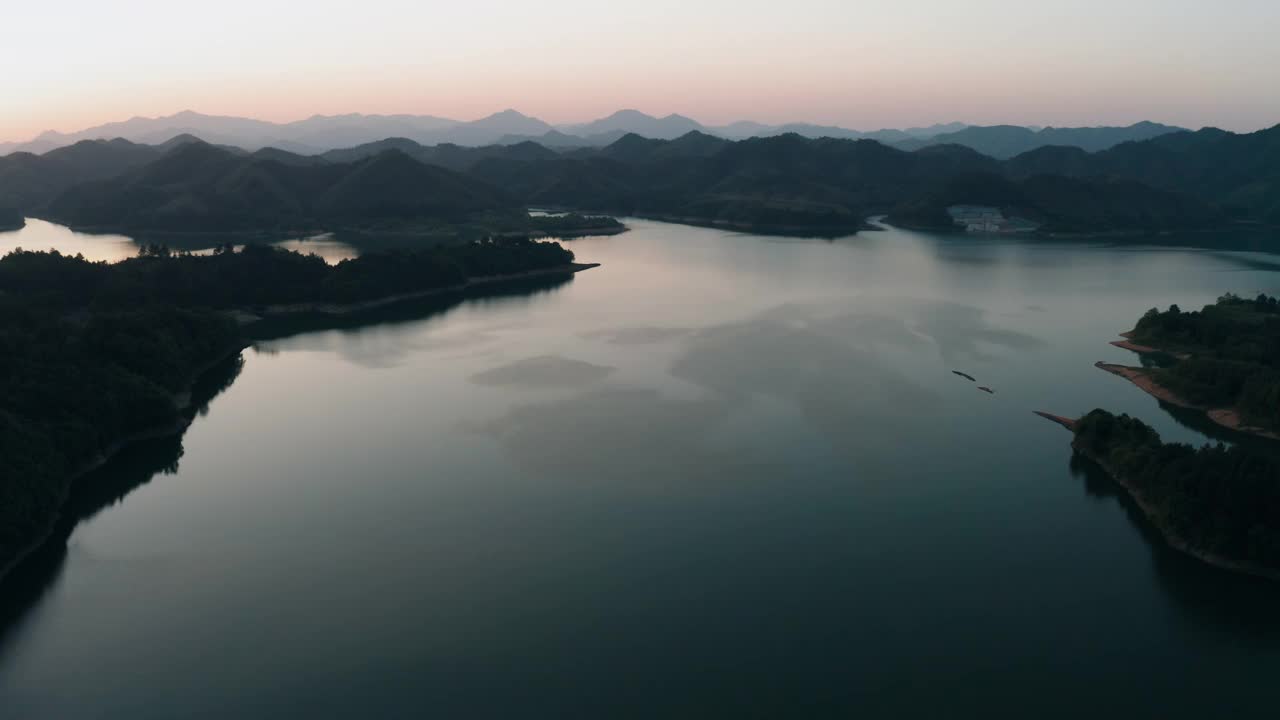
[1101,294,1280,438]
[1036,294,1280,579]
[0,238,588,580]
[1067,410,1280,579]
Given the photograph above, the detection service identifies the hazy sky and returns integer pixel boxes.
[4,0,1278,140]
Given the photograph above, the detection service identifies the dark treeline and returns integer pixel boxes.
[1131,294,1280,429]
[0,237,577,578]
[1074,410,1280,572]
[0,300,240,574]
[1,238,576,310]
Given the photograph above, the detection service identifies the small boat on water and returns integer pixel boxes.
[952,370,976,382]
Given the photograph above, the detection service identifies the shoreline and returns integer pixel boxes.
[244,262,599,321]
[0,342,248,584]
[635,213,871,238]
[31,216,628,242]
[1078,443,1280,581]
[1112,330,1191,359]
[1,264,599,583]
[1094,361,1280,441]
[1034,412,1280,581]
[521,226,628,239]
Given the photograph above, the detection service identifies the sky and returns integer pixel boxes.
[3,0,1278,141]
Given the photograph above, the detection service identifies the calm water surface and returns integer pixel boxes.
[0,218,357,263]
[3,219,1280,718]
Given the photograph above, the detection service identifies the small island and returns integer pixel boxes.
[1098,294,1280,439]
[0,237,591,581]
[1038,409,1280,579]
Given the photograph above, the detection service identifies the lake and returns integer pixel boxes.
[2,218,1280,718]
[0,218,359,264]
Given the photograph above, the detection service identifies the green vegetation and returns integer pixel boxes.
[1131,294,1280,429]
[1073,409,1280,572]
[0,236,579,578]
[0,300,241,574]
[2,238,575,311]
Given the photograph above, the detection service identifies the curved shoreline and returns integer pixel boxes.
[0,343,248,584]
[1078,444,1280,581]
[1095,361,1280,441]
[1034,411,1280,581]
[30,216,627,242]
[244,262,599,321]
[0,263,600,584]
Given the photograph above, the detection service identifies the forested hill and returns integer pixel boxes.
[1005,124,1280,225]
[463,132,1227,233]
[0,138,166,212]
[40,141,518,234]
[5,124,1278,237]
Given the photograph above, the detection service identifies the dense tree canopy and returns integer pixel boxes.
[1074,410,1280,570]
[1132,294,1280,429]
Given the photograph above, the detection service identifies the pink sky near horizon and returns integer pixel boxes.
[4,0,1278,142]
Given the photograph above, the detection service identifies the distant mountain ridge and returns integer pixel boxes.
[892,121,1187,159]
[10,122,1275,238]
[1,109,1190,157]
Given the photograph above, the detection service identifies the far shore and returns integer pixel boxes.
[26,215,627,243]
[1033,411,1280,581]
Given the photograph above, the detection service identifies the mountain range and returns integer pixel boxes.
[35,140,517,234]
[1,110,1188,158]
[10,121,1276,238]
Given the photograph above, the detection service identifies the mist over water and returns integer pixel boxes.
[2,219,1280,717]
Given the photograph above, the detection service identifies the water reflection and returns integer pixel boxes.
[0,219,359,265]
[4,217,1280,715]
[0,353,244,648]
[0,274,579,631]
[251,276,573,368]
[1067,453,1280,642]
[0,218,138,262]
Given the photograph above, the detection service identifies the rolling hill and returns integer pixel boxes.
[41,141,518,233]
[896,121,1187,158]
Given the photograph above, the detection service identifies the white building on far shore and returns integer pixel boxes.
[947,205,1039,234]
